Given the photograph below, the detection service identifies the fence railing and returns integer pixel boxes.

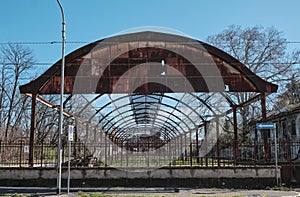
[0,139,299,168]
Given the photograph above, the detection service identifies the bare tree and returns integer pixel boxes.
[0,60,8,129]
[276,74,300,109]
[0,43,35,141]
[207,25,300,143]
[35,95,60,144]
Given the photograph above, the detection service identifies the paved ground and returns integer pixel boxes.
[0,187,300,197]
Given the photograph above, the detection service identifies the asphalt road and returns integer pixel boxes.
[0,187,299,197]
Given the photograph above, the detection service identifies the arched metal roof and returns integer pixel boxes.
[20,31,278,149]
[20,31,277,94]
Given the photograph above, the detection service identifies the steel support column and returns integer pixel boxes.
[196,128,200,164]
[189,130,192,166]
[233,105,238,165]
[216,117,220,167]
[254,127,258,162]
[29,94,37,167]
[261,93,270,161]
[204,121,208,166]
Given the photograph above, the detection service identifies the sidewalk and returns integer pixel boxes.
[0,187,299,197]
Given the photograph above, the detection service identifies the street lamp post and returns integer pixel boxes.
[56,0,66,194]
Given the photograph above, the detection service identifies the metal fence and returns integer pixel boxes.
[0,139,299,168]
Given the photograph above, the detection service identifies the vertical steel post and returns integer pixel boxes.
[216,117,220,167]
[67,139,71,194]
[84,124,88,158]
[29,94,36,167]
[204,121,208,166]
[180,135,183,165]
[0,140,2,159]
[274,125,279,185]
[189,130,192,167]
[184,132,187,163]
[93,127,96,154]
[261,93,270,161]
[233,105,238,165]
[56,0,66,194]
[254,127,258,162]
[196,128,200,164]
[147,140,150,167]
[105,134,107,166]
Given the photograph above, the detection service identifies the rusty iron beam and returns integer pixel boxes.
[29,94,36,167]
[233,105,238,165]
[237,93,263,108]
[260,93,270,161]
[19,32,278,95]
[25,93,86,125]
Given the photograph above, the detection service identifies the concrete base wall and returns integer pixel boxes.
[0,166,278,188]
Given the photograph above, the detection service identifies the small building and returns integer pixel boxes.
[251,103,300,161]
[265,104,300,140]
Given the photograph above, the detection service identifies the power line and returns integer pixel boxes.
[1,61,300,66]
[1,63,53,66]
[0,41,89,45]
[34,63,53,65]
[0,41,300,45]
[285,41,300,44]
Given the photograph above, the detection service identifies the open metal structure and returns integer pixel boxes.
[20,31,277,168]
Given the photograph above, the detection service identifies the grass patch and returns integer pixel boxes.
[0,194,40,197]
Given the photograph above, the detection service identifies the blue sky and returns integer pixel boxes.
[1,0,300,73]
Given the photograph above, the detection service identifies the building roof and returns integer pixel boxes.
[19,31,278,143]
